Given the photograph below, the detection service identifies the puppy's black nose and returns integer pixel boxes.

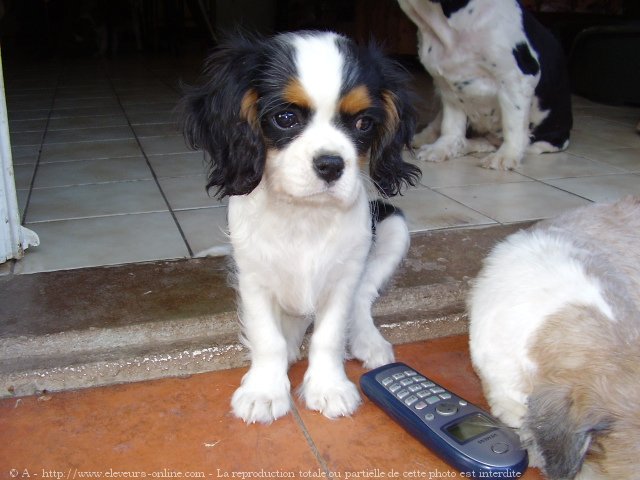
[313,155,344,183]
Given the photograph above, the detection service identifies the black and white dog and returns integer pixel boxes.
[398,0,573,170]
[181,31,420,423]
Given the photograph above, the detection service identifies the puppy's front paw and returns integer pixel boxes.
[480,150,520,170]
[300,375,361,419]
[350,330,395,369]
[416,144,450,163]
[416,137,466,163]
[231,371,291,424]
[412,127,439,147]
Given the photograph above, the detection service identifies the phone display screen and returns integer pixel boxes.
[445,413,497,443]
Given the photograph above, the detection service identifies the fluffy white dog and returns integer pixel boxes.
[468,197,640,479]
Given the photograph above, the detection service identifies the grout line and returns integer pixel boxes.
[104,62,195,258]
[534,180,595,204]
[290,403,333,477]
[20,70,62,226]
[425,185,503,225]
[23,210,174,225]
[14,65,64,275]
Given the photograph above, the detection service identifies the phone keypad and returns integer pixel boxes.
[380,369,452,411]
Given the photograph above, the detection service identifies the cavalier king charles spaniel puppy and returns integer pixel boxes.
[180,31,421,423]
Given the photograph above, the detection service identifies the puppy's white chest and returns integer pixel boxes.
[228,191,371,316]
[267,228,369,316]
[268,237,346,315]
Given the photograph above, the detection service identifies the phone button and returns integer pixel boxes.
[435,403,458,416]
[491,442,510,454]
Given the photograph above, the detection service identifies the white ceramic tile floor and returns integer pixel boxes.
[545,174,640,203]
[515,151,625,180]
[11,213,190,274]
[388,186,496,231]
[40,138,142,162]
[147,152,207,178]
[26,180,169,223]
[435,181,591,224]
[157,174,226,211]
[32,157,153,188]
[174,207,231,258]
[4,56,640,274]
[417,155,529,188]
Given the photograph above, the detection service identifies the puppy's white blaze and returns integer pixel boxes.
[268,122,360,205]
[291,32,344,118]
[271,32,361,206]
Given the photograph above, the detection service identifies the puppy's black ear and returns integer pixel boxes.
[524,384,613,479]
[369,51,421,197]
[180,34,265,198]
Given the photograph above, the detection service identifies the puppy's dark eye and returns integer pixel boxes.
[273,111,300,129]
[355,115,374,132]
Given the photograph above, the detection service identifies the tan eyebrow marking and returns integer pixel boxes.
[339,85,372,115]
[283,78,314,110]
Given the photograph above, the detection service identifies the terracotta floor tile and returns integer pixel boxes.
[289,337,544,479]
[0,368,321,475]
[0,336,543,479]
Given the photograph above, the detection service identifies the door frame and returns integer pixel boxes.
[0,48,39,264]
